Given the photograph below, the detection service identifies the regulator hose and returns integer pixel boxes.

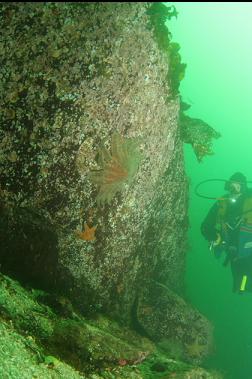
[195,178,252,200]
[194,179,228,200]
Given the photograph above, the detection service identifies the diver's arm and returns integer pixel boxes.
[201,202,219,242]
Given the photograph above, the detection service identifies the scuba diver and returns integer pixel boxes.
[200,172,252,293]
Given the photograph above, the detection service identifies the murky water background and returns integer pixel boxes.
[168,3,252,378]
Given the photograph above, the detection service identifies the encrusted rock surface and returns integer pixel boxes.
[0,1,211,362]
[0,273,223,379]
[137,282,213,364]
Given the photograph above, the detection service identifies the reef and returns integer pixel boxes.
[0,273,223,378]
[0,2,221,378]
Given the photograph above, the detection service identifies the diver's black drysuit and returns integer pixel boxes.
[201,189,252,293]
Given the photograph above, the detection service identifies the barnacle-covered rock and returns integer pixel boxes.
[136,281,213,365]
[0,2,213,373]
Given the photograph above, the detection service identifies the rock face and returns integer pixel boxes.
[137,282,213,364]
[0,1,210,359]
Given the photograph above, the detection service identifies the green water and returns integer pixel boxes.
[167,3,252,379]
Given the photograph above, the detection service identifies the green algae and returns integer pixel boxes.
[0,273,150,377]
[0,272,222,378]
[0,321,86,379]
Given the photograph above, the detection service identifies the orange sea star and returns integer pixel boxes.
[76,222,97,241]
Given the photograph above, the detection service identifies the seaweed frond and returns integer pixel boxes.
[146,3,186,98]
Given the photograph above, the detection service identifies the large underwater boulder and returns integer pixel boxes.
[0,1,212,361]
[136,281,213,364]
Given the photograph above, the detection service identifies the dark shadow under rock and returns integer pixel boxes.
[0,205,59,291]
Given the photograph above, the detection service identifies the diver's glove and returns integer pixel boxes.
[209,233,223,252]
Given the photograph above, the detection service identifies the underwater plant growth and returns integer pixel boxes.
[146,2,187,98]
[179,100,221,162]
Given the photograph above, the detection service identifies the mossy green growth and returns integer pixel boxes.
[44,355,61,367]
[0,273,55,340]
[47,316,154,374]
[0,320,86,379]
[138,351,224,379]
[146,2,186,98]
[0,272,223,378]
[156,338,184,361]
[0,273,149,377]
[47,320,91,372]
[137,351,189,379]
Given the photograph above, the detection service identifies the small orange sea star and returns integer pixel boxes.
[76,222,97,241]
